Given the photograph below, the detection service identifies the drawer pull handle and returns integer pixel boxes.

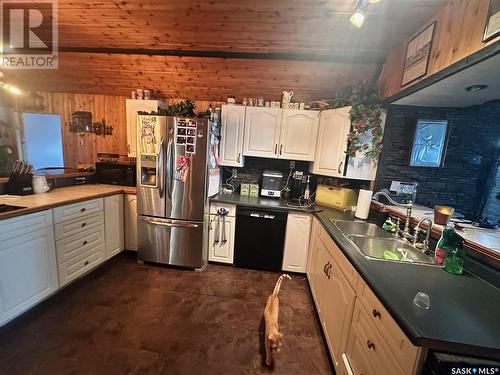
[366,340,375,350]
[82,240,88,245]
[81,223,87,227]
[372,309,381,318]
[81,208,86,212]
[84,261,89,266]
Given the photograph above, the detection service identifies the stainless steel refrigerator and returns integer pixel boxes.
[136,115,219,269]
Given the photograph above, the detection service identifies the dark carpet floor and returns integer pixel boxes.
[0,252,333,375]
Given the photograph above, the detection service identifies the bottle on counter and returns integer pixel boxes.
[443,235,465,275]
[435,224,455,265]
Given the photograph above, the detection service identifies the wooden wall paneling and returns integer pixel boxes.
[15,92,224,168]
[379,0,500,99]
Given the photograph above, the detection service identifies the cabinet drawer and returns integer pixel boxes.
[346,301,404,375]
[53,198,103,224]
[58,244,105,286]
[209,203,236,217]
[356,278,421,374]
[56,225,105,265]
[54,212,104,240]
[318,226,358,289]
[0,210,53,242]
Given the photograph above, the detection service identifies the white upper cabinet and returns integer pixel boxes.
[279,110,319,161]
[220,105,245,167]
[243,107,282,158]
[311,107,351,177]
[126,99,159,157]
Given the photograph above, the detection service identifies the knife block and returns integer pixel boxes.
[6,173,34,195]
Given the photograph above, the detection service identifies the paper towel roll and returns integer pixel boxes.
[355,189,373,220]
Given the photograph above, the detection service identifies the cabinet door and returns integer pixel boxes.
[126,99,158,157]
[313,236,331,315]
[282,213,311,273]
[279,110,319,161]
[243,107,282,158]
[220,105,245,167]
[306,217,320,289]
[124,194,138,251]
[311,107,351,177]
[208,215,235,264]
[0,227,58,326]
[323,259,356,371]
[346,301,404,375]
[104,194,124,259]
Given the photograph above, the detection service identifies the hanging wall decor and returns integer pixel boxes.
[68,111,113,137]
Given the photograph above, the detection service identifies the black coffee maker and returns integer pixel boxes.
[290,171,306,202]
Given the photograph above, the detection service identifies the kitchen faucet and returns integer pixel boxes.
[372,191,414,242]
[413,217,433,253]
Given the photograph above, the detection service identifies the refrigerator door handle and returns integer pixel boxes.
[158,138,165,197]
[144,218,200,228]
[166,136,174,199]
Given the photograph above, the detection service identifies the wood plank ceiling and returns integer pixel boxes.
[2,0,449,101]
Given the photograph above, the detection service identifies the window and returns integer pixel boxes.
[21,113,64,170]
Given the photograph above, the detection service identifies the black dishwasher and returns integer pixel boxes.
[234,207,288,272]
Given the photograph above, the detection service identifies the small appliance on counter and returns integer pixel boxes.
[95,157,136,186]
[290,171,314,202]
[261,170,283,198]
[32,175,50,194]
[315,185,358,211]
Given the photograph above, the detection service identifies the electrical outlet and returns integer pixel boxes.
[289,161,295,169]
[232,168,238,178]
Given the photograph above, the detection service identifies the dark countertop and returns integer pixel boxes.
[210,194,500,359]
[210,193,320,213]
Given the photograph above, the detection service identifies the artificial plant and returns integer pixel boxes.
[331,81,384,160]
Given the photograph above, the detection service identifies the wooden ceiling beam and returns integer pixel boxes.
[59,47,387,64]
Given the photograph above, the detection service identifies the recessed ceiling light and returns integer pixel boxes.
[349,11,365,28]
[368,0,381,3]
[465,84,488,92]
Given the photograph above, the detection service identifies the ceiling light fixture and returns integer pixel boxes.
[465,84,488,92]
[349,0,381,28]
[0,80,23,95]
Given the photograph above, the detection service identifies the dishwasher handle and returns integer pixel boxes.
[236,207,287,220]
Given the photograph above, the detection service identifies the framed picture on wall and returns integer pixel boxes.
[484,0,500,42]
[410,119,449,168]
[401,22,436,86]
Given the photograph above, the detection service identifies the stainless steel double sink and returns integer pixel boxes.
[330,220,436,265]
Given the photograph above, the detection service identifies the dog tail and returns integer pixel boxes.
[272,274,291,296]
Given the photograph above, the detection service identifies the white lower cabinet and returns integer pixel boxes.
[282,212,311,273]
[208,203,236,264]
[0,211,58,326]
[124,194,138,251]
[208,215,235,264]
[307,218,424,375]
[104,194,124,259]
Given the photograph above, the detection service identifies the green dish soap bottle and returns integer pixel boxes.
[435,224,455,266]
[443,235,465,275]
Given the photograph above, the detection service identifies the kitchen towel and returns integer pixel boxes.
[355,189,373,220]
